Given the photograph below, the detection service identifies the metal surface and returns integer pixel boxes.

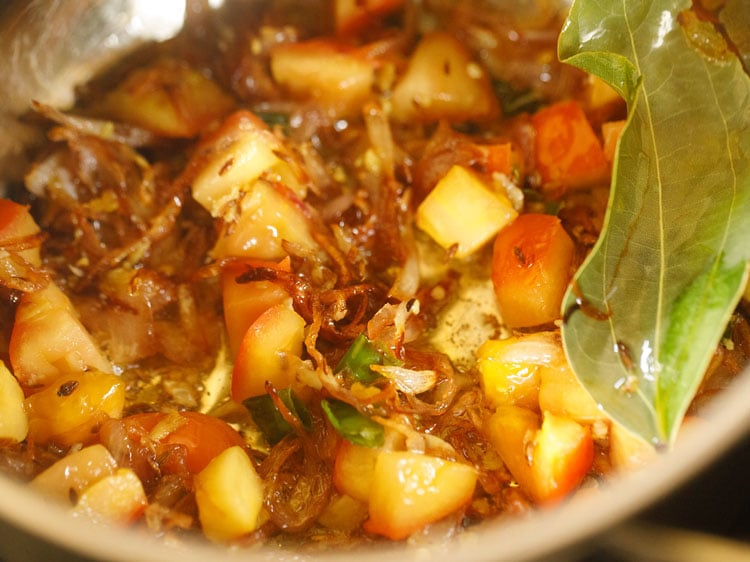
[0,1,747,561]
[0,0,186,181]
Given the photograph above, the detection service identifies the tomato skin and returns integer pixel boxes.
[221,259,291,357]
[486,405,594,504]
[531,100,609,195]
[0,199,41,265]
[491,213,575,329]
[99,411,245,478]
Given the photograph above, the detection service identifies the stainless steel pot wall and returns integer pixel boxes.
[0,2,748,561]
[0,0,186,182]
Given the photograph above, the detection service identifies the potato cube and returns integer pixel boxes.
[364,451,477,540]
[194,446,264,542]
[0,360,28,443]
[71,468,147,525]
[32,444,118,503]
[416,165,517,258]
[390,32,499,123]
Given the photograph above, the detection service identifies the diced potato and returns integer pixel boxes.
[318,493,369,532]
[364,450,477,540]
[71,468,147,525]
[32,444,118,504]
[486,405,593,504]
[538,362,605,423]
[211,180,319,261]
[231,300,306,401]
[194,446,264,542]
[25,371,125,447]
[0,360,28,443]
[390,32,499,123]
[416,165,518,258]
[189,111,303,218]
[270,39,375,119]
[476,332,561,410]
[98,58,234,138]
[333,440,380,502]
[10,283,113,387]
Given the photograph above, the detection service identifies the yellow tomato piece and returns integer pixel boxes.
[221,260,292,357]
[25,371,125,447]
[609,421,657,471]
[475,333,561,409]
[318,494,369,532]
[194,446,264,542]
[364,451,477,540]
[417,165,517,258]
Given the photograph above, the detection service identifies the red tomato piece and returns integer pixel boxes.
[99,411,245,479]
[221,258,292,357]
[491,213,575,328]
[532,100,609,195]
[0,198,42,267]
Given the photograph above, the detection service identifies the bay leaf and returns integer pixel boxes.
[559,0,750,446]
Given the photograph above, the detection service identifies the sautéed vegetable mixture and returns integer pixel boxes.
[0,0,748,549]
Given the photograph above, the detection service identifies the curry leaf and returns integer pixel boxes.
[321,399,385,448]
[559,0,750,447]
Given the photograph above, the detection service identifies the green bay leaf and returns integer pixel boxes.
[559,0,750,446]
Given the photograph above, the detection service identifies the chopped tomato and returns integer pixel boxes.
[9,283,113,387]
[491,213,575,328]
[481,141,524,179]
[99,411,245,479]
[0,198,42,266]
[532,100,609,195]
[221,258,292,357]
[231,300,306,402]
[486,405,594,504]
